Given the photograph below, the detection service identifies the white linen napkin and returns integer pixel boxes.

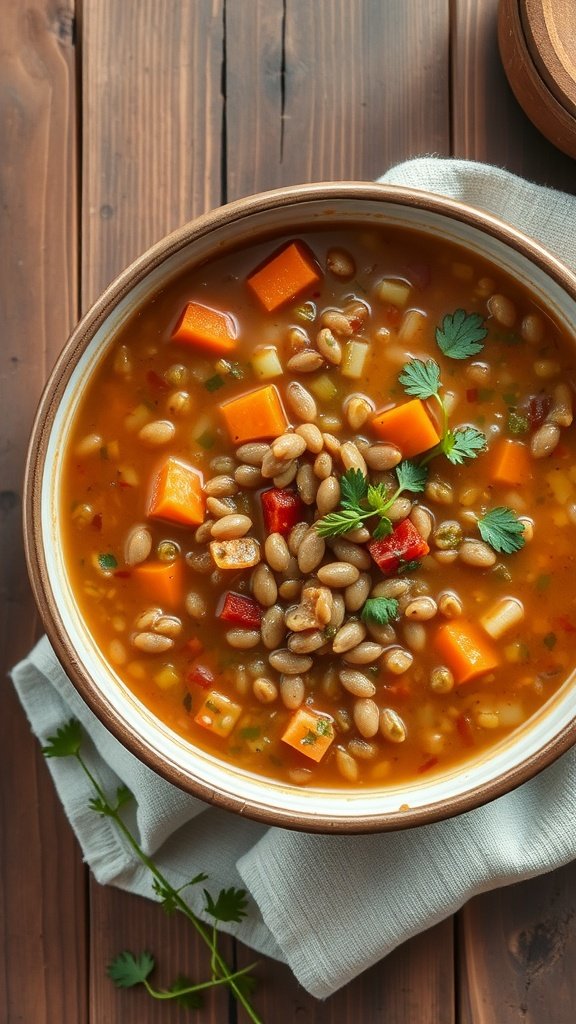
[12,158,576,999]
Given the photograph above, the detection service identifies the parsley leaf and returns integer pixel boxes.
[340,467,368,509]
[361,597,399,625]
[204,886,249,924]
[367,483,390,515]
[204,373,225,392]
[478,507,526,554]
[42,719,83,758]
[398,358,441,399]
[372,516,393,540]
[315,507,365,538]
[98,552,118,571]
[395,459,428,493]
[107,950,155,989]
[443,426,488,464]
[436,309,488,359]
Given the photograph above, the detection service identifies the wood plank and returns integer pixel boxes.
[0,1,86,1022]
[81,0,225,307]
[458,863,576,1024]
[225,0,451,201]
[451,0,576,191]
[237,921,455,1023]
[80,3,231,1020]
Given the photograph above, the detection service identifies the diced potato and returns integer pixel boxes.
[252,345,283,379]
[480,597,525,640]
[194,690,242,737]
[154,664,181,690]
[210,537,261,570]
[341,341,369,379]
[398,309,428,346]
[375,278,411,307]
[309,373,339,403]
[546,469,573,505]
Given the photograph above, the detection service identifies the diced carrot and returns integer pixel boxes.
[194,690,242,737]
[371,399,441,458]
[172,301,237,355]
[132,559,185,609]
[148,456,205,527]
[491,439,532,487]
[435,620,500,686]
[219,385,288,443]
[247,241,321,312]
[281,708,335,763]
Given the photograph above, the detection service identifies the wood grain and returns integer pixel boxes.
[451,0,576,190]
[0,1,86,1023]
[225,0,451,201]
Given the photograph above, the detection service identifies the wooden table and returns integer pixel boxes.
[2,2,576,1021]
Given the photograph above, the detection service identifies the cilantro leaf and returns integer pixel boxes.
[315,508,365,538]
[107,950,155,989]
[203,887,249,924]
[42,718,83,759]
[398,358,441,399]
[98,552,118,571]
[395,459,428,493]
[436,309,488,359]
[478,507,526,554]
[443,426,487,464]
[361,597,399,625]
[340,467,368,510]
[366,483,389,514]
[203,373,225,392]
[372,516,393,540]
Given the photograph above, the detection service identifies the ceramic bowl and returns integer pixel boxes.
[24,182,576,833]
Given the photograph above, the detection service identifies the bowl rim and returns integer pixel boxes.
[23,180,576,833]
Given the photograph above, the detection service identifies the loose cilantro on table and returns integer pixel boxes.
[398,357,487,467]
[43,720,262,1023]
[315,463,427,540]
[435,308,488,359]
[478,507,526,554]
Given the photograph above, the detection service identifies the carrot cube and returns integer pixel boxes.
[172,301,237,355]
[148,456,205,527]
[281,708,335,763]
[435,620,500,686]
[194,690,242,738]
[371,399,441,458]
[491,439,532,487]
[247,241,321,312]
[132,559,185,609]
[219,385,288,443]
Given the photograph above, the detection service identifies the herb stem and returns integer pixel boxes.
[142,962,257,1000]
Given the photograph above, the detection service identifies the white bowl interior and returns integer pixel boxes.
[41,194,576,828]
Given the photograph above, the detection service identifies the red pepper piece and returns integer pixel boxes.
[466,387,478,403]
[186,665,214,689]
[260,488,304,536]
[218,591,262,628]
[368,519,430,574]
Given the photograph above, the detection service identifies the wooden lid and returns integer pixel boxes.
[498,0,576,159]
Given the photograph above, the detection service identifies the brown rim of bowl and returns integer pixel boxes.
[23,181,576,834]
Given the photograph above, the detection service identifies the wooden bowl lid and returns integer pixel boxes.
[498,0,576,159]
[521,0,576,119]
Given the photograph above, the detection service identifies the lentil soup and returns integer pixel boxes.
[61,224,576,789]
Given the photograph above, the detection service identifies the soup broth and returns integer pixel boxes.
[61,224,576,788]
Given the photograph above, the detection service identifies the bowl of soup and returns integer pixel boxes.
[24,182,576,832]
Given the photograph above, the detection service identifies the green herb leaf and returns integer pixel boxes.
[361,597,399,625]
[239,725,261,740]
[340,467,368,510]
[398,558,422,574]
[204,887,249,924]
[204,373,225,392]
[443,426,487,464]
[436,309,488,360]
[42,718,83,759]
[366,483,390,515]
[395,459,428,493]
[372,516,393,540]
[398,358,441,399]
[107,950,155,989]
[98,552,118,571]
[168,975,203,1009]
[315,718,333,737]
[507,410,529,435]
[315,508,365,538]
[478,506,526,554]
[543,632,557,650]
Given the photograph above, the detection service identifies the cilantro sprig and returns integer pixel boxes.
[399,357,487,466]
[315,463,428,540]
[436,309,488,359]
[43,721,262,1023]
[361,597,399,626]
[478,507,526,554]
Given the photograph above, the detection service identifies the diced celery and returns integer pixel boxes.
[309,373,339,403]
[341,340,369,379]
[480,597,525,640]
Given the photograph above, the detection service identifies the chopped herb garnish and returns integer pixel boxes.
[397,558,422,574]
[361,596,399,626]
[205,699,220,714]
[478,507,526,554]
[436,308,488,359]
[204,373,225,392]
[240,726,261,740]
[294,301,316,322]
[507,410,529,435]
[535,573,551,593]
[543,632,557,650]
[301,729,318,746]
[196,429,216,450]
[315,462,426,540]
[399,357,487,468]
[315,719,333,737]
[98,552,118,571]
